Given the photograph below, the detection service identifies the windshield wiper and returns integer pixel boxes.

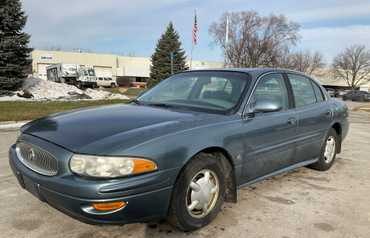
[131,100,173,108]
[146,102,174,108]
[130,99,143,105]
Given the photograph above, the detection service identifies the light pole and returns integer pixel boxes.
[170,52,174,74]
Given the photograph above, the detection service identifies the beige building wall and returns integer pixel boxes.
[31,50,370,91]
[31,50,223,80]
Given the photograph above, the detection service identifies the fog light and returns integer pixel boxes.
[92,201,126,211]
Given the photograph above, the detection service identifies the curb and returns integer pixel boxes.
[0,121,29,130]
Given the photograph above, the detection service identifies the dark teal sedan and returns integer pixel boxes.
[9,68,349,231]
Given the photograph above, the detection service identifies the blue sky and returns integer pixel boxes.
[21,0,370,63]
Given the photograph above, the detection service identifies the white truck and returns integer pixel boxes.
[96,77,117,88]
[46,64,97,88]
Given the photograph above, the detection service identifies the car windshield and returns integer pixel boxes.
[137,71,250,112]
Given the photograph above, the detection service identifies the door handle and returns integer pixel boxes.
[287,118,297,125]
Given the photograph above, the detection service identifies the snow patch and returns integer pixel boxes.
[0,77,129,101]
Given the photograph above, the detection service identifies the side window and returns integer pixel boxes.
[288,74,317,107]
[311,82,325,102]
[252,73,289,111]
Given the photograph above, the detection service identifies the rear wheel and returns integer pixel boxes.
[308,128,338,171]
[168,153,226,231]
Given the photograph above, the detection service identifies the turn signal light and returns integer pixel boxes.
[92,201,126,211]
[133,159,158,174]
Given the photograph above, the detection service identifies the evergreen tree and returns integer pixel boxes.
[149,22,187,88]
[0,0,32,95]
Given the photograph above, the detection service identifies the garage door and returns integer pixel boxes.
[94,66,112,78]
[37,63,50,80]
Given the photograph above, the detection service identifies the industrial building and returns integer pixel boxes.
[31,50,223,86]
[31,50,370,91]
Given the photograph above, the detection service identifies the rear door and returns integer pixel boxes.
[241,73,298,182]
[286,73,333,163]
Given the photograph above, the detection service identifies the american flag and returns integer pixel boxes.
[192,11,198,45]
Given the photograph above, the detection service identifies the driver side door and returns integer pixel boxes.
[241,73,298,183]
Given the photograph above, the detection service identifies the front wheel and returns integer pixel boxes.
[308,128,338,171]
[168,153,226,231]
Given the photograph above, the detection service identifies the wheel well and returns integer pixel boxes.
[197,147,237,203]
[332,123,342,137]
[332,123,342,153]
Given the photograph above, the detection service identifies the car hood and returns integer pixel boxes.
[21,104,224,154]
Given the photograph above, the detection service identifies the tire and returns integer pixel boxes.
[111,83,116,88]
[308,128,339,171]
[168,153,226,231]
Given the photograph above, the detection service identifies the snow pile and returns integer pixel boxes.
[0,94,28,101]
[0,77,129,101]
[23,77,85,100]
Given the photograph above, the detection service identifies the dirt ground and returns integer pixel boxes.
[0,104,369,238]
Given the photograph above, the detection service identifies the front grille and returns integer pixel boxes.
[16,142,58,176]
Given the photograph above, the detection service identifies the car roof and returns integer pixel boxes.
[188,67,307,79]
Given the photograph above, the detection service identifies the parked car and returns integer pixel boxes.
[338,89,350,97]
[97,77,117,88]
[326,88,339,97]
[9,68,349,231]
[342,90,370,101]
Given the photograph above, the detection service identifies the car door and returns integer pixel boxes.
[240,73,298,183]
[286,73,333,163]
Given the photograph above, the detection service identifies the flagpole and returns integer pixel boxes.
[190,9,197,70]
[190,44,194,69]
[224,13,229,68]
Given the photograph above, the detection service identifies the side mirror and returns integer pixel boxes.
[253,100,282,113]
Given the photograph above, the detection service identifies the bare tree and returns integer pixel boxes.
[332,45,370,89]
[209,11,300,67]
[280,50,325,75]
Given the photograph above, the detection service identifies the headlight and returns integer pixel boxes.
[70,154,157,178]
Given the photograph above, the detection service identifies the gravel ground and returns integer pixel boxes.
[0,110,369,238]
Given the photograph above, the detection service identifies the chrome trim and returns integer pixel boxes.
[15,142,58,176]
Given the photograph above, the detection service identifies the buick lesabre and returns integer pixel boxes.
[9,68,349,231]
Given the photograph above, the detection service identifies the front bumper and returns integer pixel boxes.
[8,136,177,225]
